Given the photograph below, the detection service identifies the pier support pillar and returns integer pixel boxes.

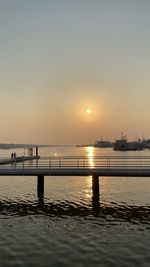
[92,175,99,197]
[92,175,100,213]
[37,175,44,205]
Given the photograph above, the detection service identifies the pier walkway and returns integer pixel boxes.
[0,155,150,201]
[0,155,150,176]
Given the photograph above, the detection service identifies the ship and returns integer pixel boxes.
[113,133,144,151]
[94,139,113,148]
[143,139,150,148]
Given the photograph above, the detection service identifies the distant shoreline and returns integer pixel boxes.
[0,144,41,149]
[0,144,75,149]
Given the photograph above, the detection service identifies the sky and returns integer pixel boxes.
[0,0,150,144]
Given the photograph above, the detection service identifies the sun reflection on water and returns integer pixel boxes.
[86,146,95,168]
[82,147,95,199]
[84,176,92,199]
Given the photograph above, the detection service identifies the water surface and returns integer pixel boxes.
[0,146,150,267]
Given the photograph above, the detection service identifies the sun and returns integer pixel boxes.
[86,108,92,115]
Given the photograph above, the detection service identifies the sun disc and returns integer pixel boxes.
[86,108,92,114]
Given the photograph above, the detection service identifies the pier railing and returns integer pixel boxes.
[1,156,150,200]
[1,156,150,170]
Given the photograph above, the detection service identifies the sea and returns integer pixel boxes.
[0,146,150,267]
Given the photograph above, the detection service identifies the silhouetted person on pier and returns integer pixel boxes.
[14,152,16,158]
[11,153,14,158]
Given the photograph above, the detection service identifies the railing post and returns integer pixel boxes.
[49,159,51,169]
[107,158,110,168]
[36,159,38,168]
[139,158,141,168]
[83,158,85,168]
[36,146,39,157]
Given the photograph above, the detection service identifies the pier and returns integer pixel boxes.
[0,146,40,165]
[0,155,150,204]
[0,155,40,165]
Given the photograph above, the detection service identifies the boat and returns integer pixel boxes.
[94,139,113,148]
[113,134,144,151]
[143,139,150,148]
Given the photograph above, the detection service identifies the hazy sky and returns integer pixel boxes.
[0,0,150,144]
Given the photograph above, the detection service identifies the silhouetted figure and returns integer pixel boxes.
[11,153,14,158]
[14,152,16,158]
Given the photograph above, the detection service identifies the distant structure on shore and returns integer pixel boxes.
[94,139,113,148]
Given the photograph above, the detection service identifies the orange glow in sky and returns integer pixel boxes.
[0,2,150,144]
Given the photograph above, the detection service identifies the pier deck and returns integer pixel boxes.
[0,155,150,177]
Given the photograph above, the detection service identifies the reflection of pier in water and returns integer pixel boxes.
[0,199,150,224]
